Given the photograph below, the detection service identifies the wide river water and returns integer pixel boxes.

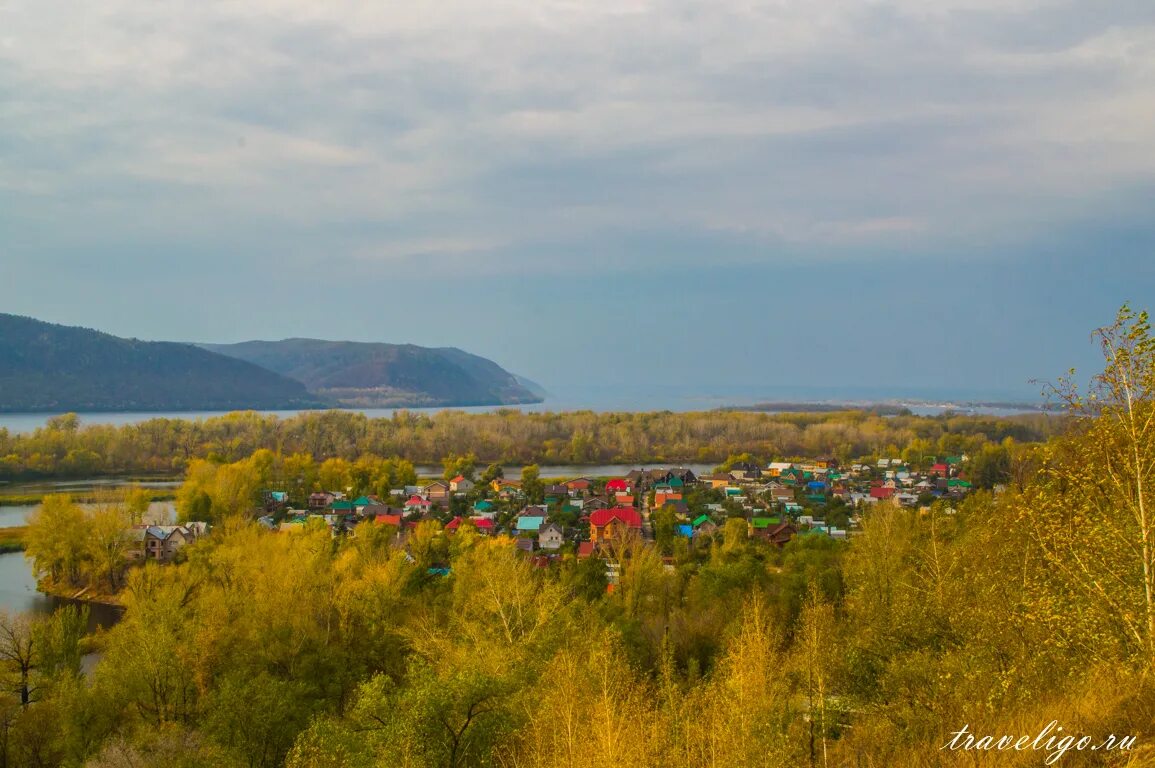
[0,386,1044,436]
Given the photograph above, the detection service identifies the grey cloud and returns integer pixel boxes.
[1,0,1154,279]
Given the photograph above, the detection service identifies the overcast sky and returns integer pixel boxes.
[3,0,1154,400]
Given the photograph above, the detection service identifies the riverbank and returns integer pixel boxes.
[36,578,124,608]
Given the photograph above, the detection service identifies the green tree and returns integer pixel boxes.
[521,464,543,504]
[441,453,477,482]
[653,504,678,555]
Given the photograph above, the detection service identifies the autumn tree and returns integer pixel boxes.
[25,495,87,587]
[1027,305,1155,669]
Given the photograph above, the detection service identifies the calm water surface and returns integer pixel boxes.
[0,384,1046,435]
[0,552,123,631]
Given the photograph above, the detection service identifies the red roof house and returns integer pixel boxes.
[589,506,643,543]
[445,516,494,534]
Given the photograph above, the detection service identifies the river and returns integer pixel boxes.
[0,384,1047,435]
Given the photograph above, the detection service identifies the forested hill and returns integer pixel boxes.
[201,338,543,408]
[0,314,321,412]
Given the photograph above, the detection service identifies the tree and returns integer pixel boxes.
[561,555,609,602]
[722,517,749,555]
[317,458,353,495]
[24,495,87,587]
[520,464,543,504]
[478,462,504,488]
[795,585,837,768]
[203,672,314,768]
[1028,305,1155,668]
[967,441,1011,489]
[652,504,678,555]
[408,521,448,571]
[441,453,477,483]
[124,485,153,526]
[0,613,36,707]
[86,502,134,592]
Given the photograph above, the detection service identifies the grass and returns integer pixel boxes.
[0,490,177,507]
[0,526,27,553]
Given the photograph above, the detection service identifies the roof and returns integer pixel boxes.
[516,516,545,532]
[605,479,630,491]
[450,475,466,483]
[329,500,355,511]
[750,517,775,529]
[352,496,373,506]
[692,514,711,527]
[374,514,403,527]
[676,524,693,537]
[577,541,596,558]
[474,500,494,511]
[446,516,495,532]
[589,507,643,528]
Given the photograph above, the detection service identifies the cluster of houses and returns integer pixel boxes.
[255,455,975,564]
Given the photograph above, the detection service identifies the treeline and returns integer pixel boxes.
[0,407,1062,480]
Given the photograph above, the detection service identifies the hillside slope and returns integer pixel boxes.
[0,314,321,412]
[201,339,543,408]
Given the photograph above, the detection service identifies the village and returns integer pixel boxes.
[213,455,982,570]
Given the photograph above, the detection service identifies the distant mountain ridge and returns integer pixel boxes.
[0,314,321,412]
[200,338,543,408]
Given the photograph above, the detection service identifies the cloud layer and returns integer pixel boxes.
[4,0,1154,273]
